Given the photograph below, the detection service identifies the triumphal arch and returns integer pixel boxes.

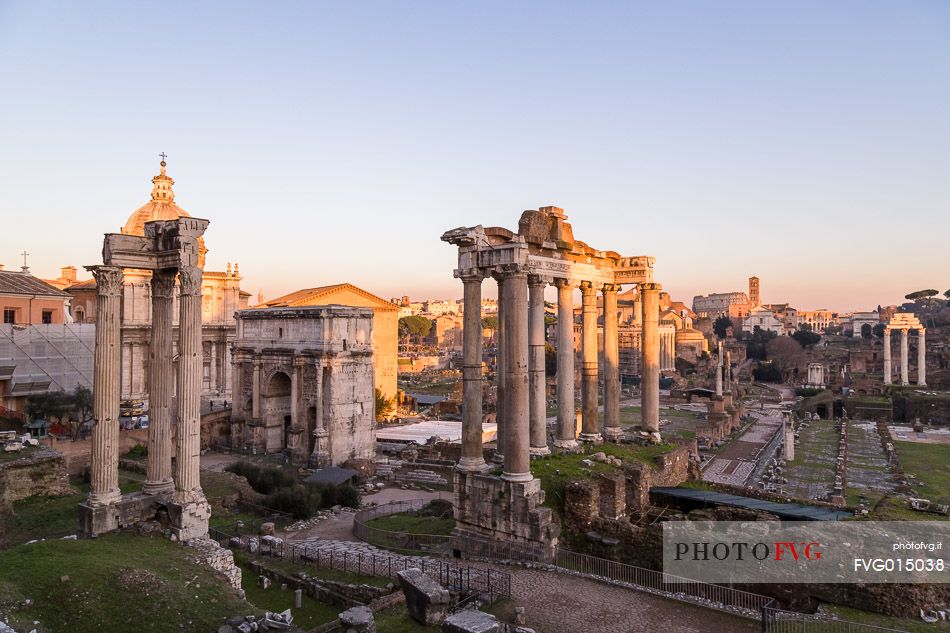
[442,206,660,560]
[79,217,211,540]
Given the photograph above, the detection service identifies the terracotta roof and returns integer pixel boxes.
[66,279,98,290]
[0,271,69,297]
[260,283,397,310]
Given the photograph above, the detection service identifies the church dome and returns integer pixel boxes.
[122,159,207,267]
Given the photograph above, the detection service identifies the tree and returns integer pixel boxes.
[872,323,886,339]
[766,336,806,379]
[481,316,498,331]
[544,343,557,377]
[398,315,432,344]
[374,388,394,421]
[905,289,939,301]
[944,289,950,299]
[792,329,821,348]
[752,362,783,383]
[24,391,70,422]
[745,327,776,361]
[799,323,812,332]
[712,316,733,339]
[861,323,873,339]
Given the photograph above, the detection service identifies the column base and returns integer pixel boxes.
[87,489,122,507]
[646,431,662,444]
[918,382,927,387]
[457,457,490,473]
[501,471,534,483]
[603,427,624,441]
[492,453,505,464]
[529,446,551,457]
[142,479,175,496]
[578,433,602,444]
[553,438,580,451]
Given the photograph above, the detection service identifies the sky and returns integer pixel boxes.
[0,1,948,313]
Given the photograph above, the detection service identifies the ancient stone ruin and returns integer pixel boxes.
[78,216,210,539]
[441,206,661,561]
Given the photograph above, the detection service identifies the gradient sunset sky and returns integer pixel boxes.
[1,1,947,312]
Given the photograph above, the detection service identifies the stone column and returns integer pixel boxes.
[554,279,578,449]
[493,272,507,462]
[528,275,549,455]
[502,270,531,482]
[883,328,892,385]
[144,269,175,495]
[209,342,217,393]
[917,329,927,386]
[459,271,487,471]
[725,350,733,394]
[230,354,241,419]
[290,357,300,427]
[602,284,621,441]
[87,266,124,507]
[715,341,723,396]
[175,266,204,500]
[579,282,601,442]
[252,359,262,418]
[900,329,909,386]
[640,283,661,442]
[311,360,328,467]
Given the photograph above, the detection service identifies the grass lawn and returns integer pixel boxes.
[364,513,455,536]
[531,442,676,513]
[374,606,441,632]
[0,532,250,633]
[824,604,950,633]
[894,441,950,505]
[0,445,41,464]
[2,470,144,546]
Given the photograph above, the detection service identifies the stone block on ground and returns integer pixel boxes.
[441,610,500,633]
[397,567,452,626]
[339,605,376,633]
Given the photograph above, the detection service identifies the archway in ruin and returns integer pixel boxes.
[263,371,292,451]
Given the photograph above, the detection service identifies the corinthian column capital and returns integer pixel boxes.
[150,269,177,298]
[90,266,124,296]
[178,266,203,296]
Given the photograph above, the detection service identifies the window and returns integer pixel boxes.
[42,310,53,324]
[3,308,15,324]
[75,309,84,323]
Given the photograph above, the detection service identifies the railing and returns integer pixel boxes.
[761,604,909,633]
[555,549,770,615]
[352,498,454,556]
[209,526,511,602]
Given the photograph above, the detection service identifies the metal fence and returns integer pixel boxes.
[352,497,454,556]
[555,549,770,615]
[209,526,511,603]
[761,605,909,633]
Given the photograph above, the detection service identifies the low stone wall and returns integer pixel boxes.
[0,448,72,508]
[249,559,397,609]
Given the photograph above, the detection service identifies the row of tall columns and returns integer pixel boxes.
[174,266,204,500]
[89,264,206,506]
[456,273,663,475]
[883,328,926,386]
[144,270,176,495]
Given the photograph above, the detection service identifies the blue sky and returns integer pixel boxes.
[1,1,947,312]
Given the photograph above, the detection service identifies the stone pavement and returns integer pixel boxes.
[282,538,756,633]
